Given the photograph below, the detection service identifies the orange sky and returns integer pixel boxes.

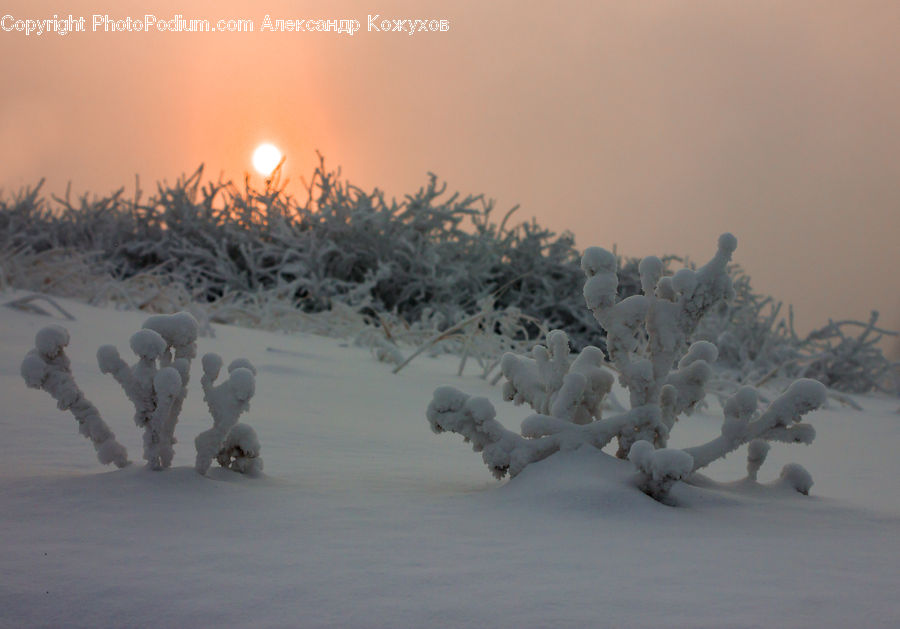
[1,0,898,351]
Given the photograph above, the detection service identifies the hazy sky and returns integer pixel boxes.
[1,0,898,349]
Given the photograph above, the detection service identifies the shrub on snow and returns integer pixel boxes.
[427,234,826,503]
[194,354,258,475]
[21,312,262,475]
[3,163,894,394]
[96,314,198,470]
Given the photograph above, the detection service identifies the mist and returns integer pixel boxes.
[1,0,897,346]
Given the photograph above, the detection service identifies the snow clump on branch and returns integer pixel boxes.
[21,326,130,468]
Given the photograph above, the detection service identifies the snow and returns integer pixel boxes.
[746,439,771,481]
[128,328,168,360]
[1,292,899,628]
[216,422,263,475]
[33,325,69,359]
[628,440,695,500]
[778,462,814,495]
[142,311,199,359]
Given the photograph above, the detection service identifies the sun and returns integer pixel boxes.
[252,143,282,177]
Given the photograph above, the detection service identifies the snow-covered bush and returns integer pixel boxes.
[97,312,198,469]
[21,326,130,468]
[194,353,257,475]
[3,162,895,392]
[0,160,594,349]
[797,312,899,394]
[427,234,825,503]
[697,267,899,395]
[21,313,261,476]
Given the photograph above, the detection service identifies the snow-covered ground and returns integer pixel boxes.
[1,293,898,629]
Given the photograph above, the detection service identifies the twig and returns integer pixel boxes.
[3,294,76,320]
[393,311,487,374]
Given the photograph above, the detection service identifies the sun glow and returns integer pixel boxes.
[252,143,282,177]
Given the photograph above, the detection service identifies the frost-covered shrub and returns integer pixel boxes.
[796,313,899,394]
[97,313,198,470]
[428,234,826,503]
[21,326,130,468]
[96,313,198,469]
[194,353,257,475]
[21,313,261,476]
[0,161,597,351]
[697,267,899,395]
[3,162,895,392]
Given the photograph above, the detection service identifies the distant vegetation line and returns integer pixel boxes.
[0,158,896,394]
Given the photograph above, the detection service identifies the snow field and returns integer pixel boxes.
[1,293,898,628]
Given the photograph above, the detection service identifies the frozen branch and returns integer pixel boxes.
[21,326,129,468]
[96,315,198,470]
[684,379,825,473]
[195,353,257,475]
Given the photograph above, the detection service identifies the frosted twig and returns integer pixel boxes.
[21,326,129,467]
[4,294,76,320]
[194,353,257,475]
